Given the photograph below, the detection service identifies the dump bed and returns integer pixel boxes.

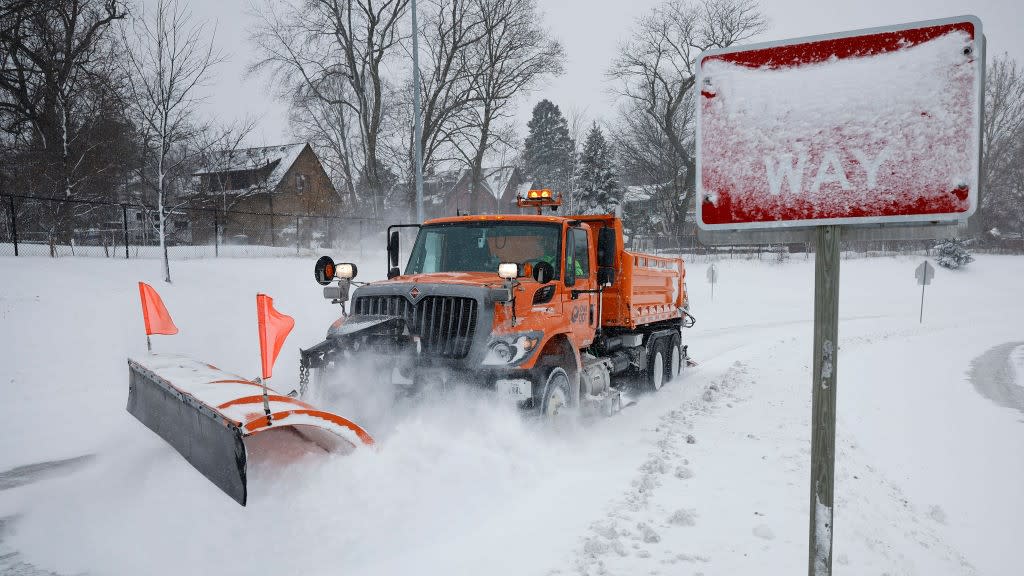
[574,215,688,330]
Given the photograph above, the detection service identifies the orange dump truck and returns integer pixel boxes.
[305,192,695,417]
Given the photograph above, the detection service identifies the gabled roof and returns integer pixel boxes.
[482,166,517,200]
[193,143,307,194]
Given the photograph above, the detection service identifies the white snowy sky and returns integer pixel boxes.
[171,0,1023,146]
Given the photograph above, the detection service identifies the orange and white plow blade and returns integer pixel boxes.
[127,354,374,506]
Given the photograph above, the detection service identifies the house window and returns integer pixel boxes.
[296,173,308,194]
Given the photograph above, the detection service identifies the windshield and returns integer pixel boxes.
[405,222,561,278]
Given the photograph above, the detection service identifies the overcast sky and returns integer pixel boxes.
[180,0,1023,147]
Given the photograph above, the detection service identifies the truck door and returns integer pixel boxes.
[564,226,597,348]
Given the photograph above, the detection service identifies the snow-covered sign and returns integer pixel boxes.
[915,260,935,285]
[696,16,983,232]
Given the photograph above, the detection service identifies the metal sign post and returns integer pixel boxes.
[915,261,935,323]
[694,16,983,576]
[707,263,718,301]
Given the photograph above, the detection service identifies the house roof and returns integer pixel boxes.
[193,143,307,195]
[482,166,517,200]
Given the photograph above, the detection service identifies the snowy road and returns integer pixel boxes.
[1,255,1021,575]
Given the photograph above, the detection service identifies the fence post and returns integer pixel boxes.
[121,204,129,259]
[8,195,18,257]
[296,215,300,255]
[214,211,219,258]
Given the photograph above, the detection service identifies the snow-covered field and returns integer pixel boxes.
[0,253,1021,575]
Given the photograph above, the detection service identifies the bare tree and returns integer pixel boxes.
[250,0,411,217]
[445,0,562,212]
[608,0,765,235]
[980,54,1024,236]
[121,0,222,283]
[0,0,127,198]
[288,77,362,208]
[394,0,488,208]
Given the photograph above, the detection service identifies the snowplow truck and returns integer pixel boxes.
[125,192,694,507]
[303,191,695,417]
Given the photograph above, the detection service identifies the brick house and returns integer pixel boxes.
[190,143,339,245]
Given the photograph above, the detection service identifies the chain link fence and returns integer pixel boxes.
[1,193,383,260]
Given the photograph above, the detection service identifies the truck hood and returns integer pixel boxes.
[375,271,512,289]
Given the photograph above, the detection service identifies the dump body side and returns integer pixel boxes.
[572,215,687,331]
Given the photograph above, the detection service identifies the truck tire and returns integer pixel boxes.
[667,333,683,382]
[645,340,666,391]
[540,367,573,418]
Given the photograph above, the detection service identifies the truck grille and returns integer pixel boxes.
[353,295,478,359]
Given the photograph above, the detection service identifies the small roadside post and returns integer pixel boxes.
[707,263,718,301]
[695,16,983,576]
[915,261,935,323]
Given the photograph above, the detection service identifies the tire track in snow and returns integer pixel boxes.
[0,516,64,576]
[0,455,94,492]
[0,457,94,576]
[967,341,1024,414]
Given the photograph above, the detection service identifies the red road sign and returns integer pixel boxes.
[696,16,983,230]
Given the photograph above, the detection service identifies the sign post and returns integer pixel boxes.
[695,16,983,576]
[707,263,718,301]
[809,225,840,572]
[915,261,935,323]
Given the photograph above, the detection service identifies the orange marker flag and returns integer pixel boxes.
[138,282,178,336]
[256,294,295,380]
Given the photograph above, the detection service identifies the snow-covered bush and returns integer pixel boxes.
[934,238,974,269]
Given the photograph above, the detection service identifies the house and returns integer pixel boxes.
[621,184,698,250]
[190,143,339,245]
[423,165,534,218]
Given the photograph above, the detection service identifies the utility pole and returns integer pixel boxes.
[411,0,425,223]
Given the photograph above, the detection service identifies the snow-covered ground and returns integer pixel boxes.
[0,253,1021,575]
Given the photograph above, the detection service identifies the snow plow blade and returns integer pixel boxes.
[127,355,374,506]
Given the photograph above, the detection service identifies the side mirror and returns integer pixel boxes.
[598,267,615,287]
[598,227,616,268]
[387,266,401,279]
[532,261,554,284]
[314,255,336,286]
[388,230,400,268]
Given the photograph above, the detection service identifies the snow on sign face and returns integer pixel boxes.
[696,16,983,230]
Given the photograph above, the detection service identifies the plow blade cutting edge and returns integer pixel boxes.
[127,354,374,505]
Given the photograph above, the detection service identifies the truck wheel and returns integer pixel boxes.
[540,367,573,418]
[645,340,666,391]
[667,333,683,382]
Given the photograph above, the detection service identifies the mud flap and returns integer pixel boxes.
[128,360,248,505]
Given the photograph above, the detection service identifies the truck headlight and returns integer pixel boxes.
[336,262,357,279]
[497,262,519,279]
[483,331,543,366]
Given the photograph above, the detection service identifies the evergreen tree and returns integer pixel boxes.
[576,123,620,214]
[522,100,574,194]
[934,238,975,269]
